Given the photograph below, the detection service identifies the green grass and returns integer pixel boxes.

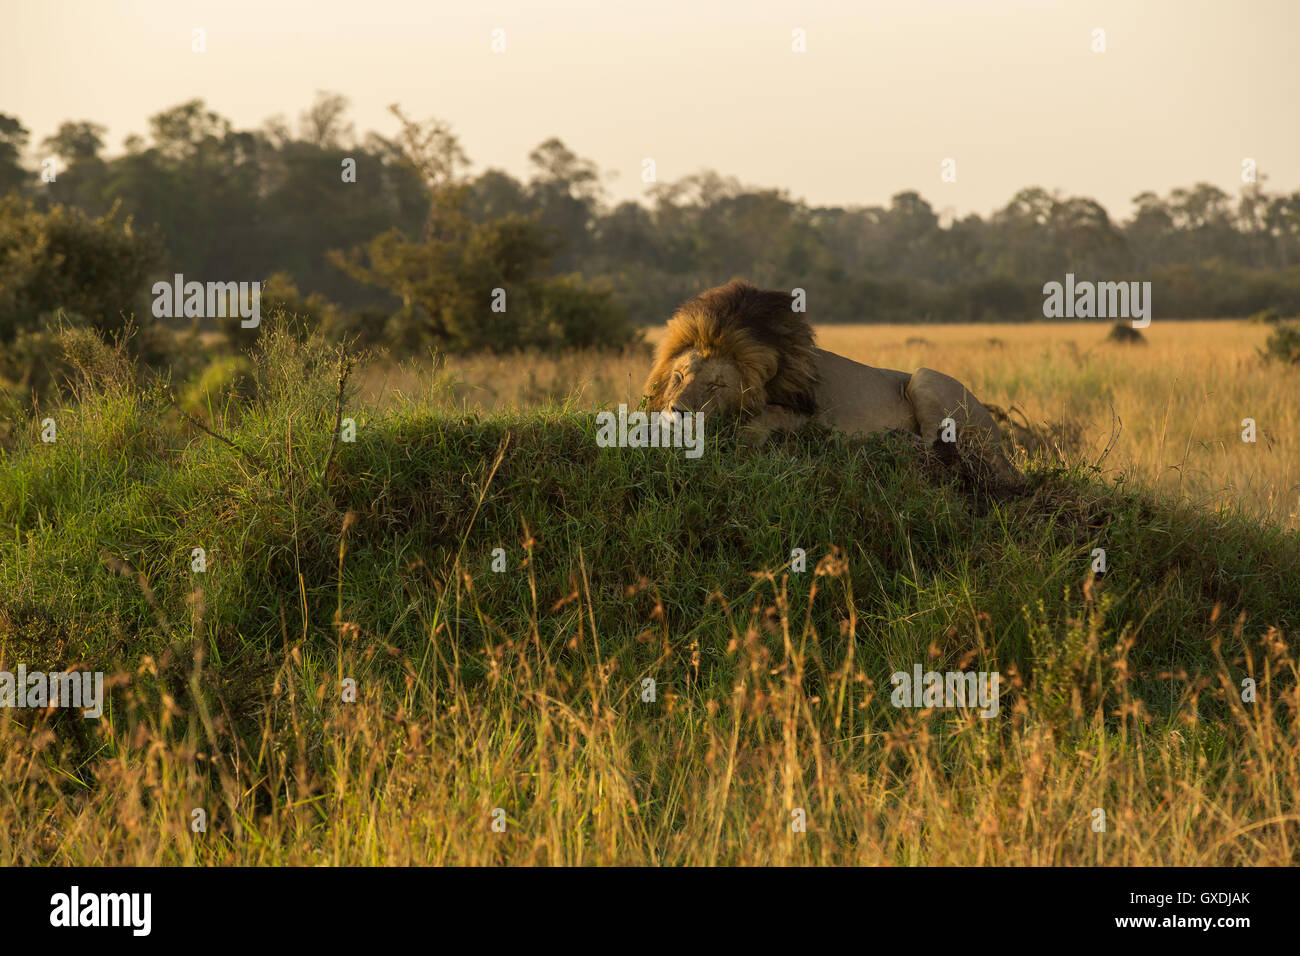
[4,338,1295,690]
[1,330,1297,864]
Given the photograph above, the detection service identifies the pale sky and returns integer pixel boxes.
[3,0,1297,219]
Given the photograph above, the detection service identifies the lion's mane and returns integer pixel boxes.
[644,280,819,415]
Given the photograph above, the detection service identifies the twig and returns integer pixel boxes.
[319,346,356,486]
[166,388,266,470]
[1093,402,1123,471]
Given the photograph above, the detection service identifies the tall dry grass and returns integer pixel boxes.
[362,320,1298,529]
[5,558,1297,866]
[4,321,1297,866]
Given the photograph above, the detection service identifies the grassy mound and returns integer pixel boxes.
[1,333,1297,864]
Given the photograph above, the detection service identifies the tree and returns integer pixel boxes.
[39,121,111,215]
[0,195,160,342]
[333,116,633,350]
[0,114,30,195]
[526,138,604,271]
[299,91,355,149]
[41,121,107,164]
[465,169,536,222]
[148,99,232,160]
[1049,197,1127,275]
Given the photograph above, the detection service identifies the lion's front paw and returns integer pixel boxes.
[737,423,772,447]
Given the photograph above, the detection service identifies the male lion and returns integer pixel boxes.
[644,280,1019,481]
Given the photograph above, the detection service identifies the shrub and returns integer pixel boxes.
[1250,306,1284,324]
[523,274,640,350]
[181,354,255,419]
[220,272,349,351]
[0,195,159,343]
[1106,322,1147,345]
[1260,322,1300,364]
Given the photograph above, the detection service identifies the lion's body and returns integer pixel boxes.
[645,280,1018,480]
[811,348,916,433]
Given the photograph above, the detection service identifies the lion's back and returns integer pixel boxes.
[812,349,918,435]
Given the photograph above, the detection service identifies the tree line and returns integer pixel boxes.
[2,92,1299,361]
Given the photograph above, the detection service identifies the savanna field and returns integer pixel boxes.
[1,317,1298,865]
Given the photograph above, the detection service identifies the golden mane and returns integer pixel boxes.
[644,280,819,414]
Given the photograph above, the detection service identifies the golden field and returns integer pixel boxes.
[359,318,1300,530]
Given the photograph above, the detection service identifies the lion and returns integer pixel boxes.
[643,280,1019,482]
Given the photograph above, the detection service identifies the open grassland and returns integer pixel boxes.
[1,325,1298,865]
[361,319,1297,530]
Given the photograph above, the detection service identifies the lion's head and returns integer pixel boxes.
[643,280,818,418]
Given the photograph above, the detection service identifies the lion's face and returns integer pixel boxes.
[644,281,816,420]
[654,348,757,417]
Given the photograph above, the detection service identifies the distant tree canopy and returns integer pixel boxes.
[2,92,1300,357]
[0,115,30,196]
[322,108,635,351]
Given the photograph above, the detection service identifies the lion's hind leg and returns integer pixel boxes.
[905,367,1021,486]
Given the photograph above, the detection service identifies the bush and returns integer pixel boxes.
[1106,322,1147,345]
[181,354,255,419]
[0,195,159,343]
[0,311,152,409]
[1260,322,1300,364]
[220,272,349,352]
[524,274,640,350]
[1250,306,1284,324]
[334,187,641,353]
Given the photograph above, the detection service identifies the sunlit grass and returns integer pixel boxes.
[374,319,1298,530]
[1,326,1297,865]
